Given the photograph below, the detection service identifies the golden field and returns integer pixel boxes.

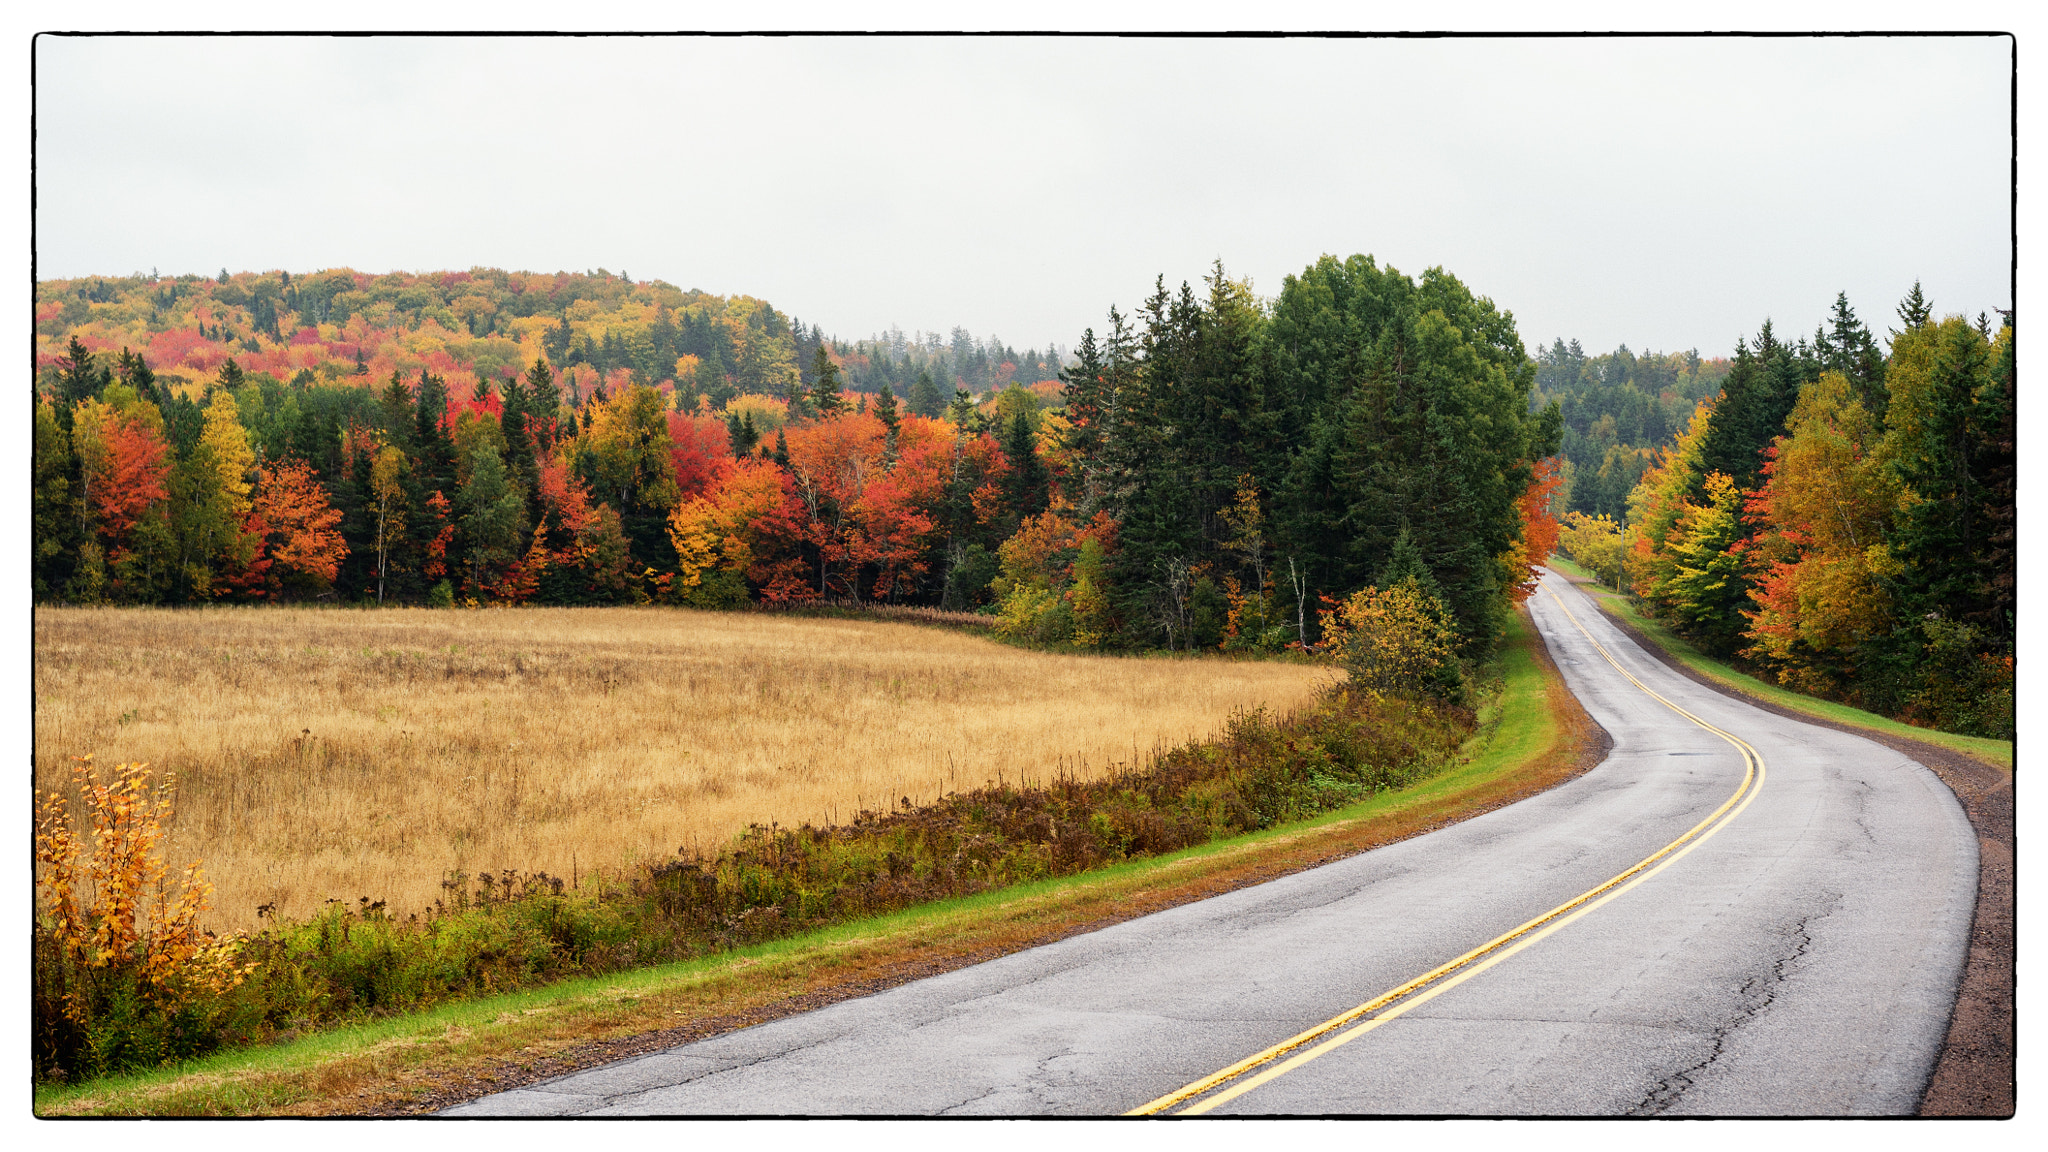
[33,606,1328,935]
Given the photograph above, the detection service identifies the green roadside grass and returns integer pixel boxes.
[39,613,1568,1118]
[1545,554,2011,772]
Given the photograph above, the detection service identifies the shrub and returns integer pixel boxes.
[35,682,1478,1085]
[34,758,258,1083]
[1320,578,1463,701]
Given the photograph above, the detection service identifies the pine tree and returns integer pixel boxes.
[413,370,456,494]
[908,367,944,419]
[1893,280,1933,337]
[875,383,901,465]
[1001,410,1050,523]
[810,347,845,416]
[379,371,416,454]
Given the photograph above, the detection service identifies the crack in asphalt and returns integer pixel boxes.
[1626,898,1838,1115]
[934,1043,1076,1115]
[570,1031,854,1113]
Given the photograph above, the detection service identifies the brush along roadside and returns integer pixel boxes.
[36,609,1602,1117]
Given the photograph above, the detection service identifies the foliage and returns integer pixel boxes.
[1616,291,2013,738]
[1319,579,1463,701]
[35,685,1472,1085]
[34,258,1558,660]
[35,759,257,1083]
[1556,511,1624,588]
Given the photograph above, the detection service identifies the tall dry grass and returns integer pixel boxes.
[34,605,1327,935]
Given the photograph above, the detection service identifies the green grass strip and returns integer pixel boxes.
[1546,556,2010,771]
[39,615,1559,1117]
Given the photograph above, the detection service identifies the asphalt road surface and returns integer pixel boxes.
[445,569,1977,1117]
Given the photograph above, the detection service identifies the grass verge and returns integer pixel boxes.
[36,608,1593,1118]
[1545,556,2011,772]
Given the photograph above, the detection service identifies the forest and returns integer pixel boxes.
[1553,289,2014,738]
[33,257,1559,665]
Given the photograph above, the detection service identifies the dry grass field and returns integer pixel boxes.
[34,606,1328,936]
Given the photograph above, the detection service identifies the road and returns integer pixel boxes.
[444,570,1978,1116]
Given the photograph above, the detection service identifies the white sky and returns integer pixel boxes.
[33,31,2012,359]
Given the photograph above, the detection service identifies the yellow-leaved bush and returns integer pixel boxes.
[34,757,257,1081]
[1319,578,1460,698]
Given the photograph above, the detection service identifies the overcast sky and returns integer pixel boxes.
[35,34,2011,359]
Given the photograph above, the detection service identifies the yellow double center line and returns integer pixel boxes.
[1127,586,1768,1116]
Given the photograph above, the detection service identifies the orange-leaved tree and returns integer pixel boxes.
[1503,457,1564,601]
[252,458,346,597]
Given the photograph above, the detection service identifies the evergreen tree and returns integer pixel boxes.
[875,383,901,465]
[525,358,560,421]
[501,371,535,486]
[457,442,527,592]
[946,388,985,433]
[1885,317,2000,626]
[908,367,945,419]
[1817,292,1887,415]
[1697,321,1814,491]
[33,401,74,597]
[1893,280,1933,336]
[1000,410,1049,522]
[378,371,416,455]
[413,370,456,494]
[57,336,107,423]
[733,414,765,467]
[208,356,242,400]
[810,346,845,416]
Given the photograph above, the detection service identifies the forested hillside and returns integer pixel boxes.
[1532,339,1730,520]
[32,257,1557,665]
[1554,289,2014,738]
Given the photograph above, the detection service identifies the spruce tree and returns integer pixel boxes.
[1894,280,1933,336]
[379,371,416,454]
[57,336,106,419]
[1001,410,1050,522]
[875,383,901,465]
[810,347,845,416]
[501,371,534,486]
[1819,291,1887,414]
[414,370,456,494]
[908,367,944,419]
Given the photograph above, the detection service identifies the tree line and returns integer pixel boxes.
[33,255,1559,672]
[1557,287,2014,738]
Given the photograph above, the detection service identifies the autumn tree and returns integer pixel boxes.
[252,458,347,598]
[1741,371,1898,696]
